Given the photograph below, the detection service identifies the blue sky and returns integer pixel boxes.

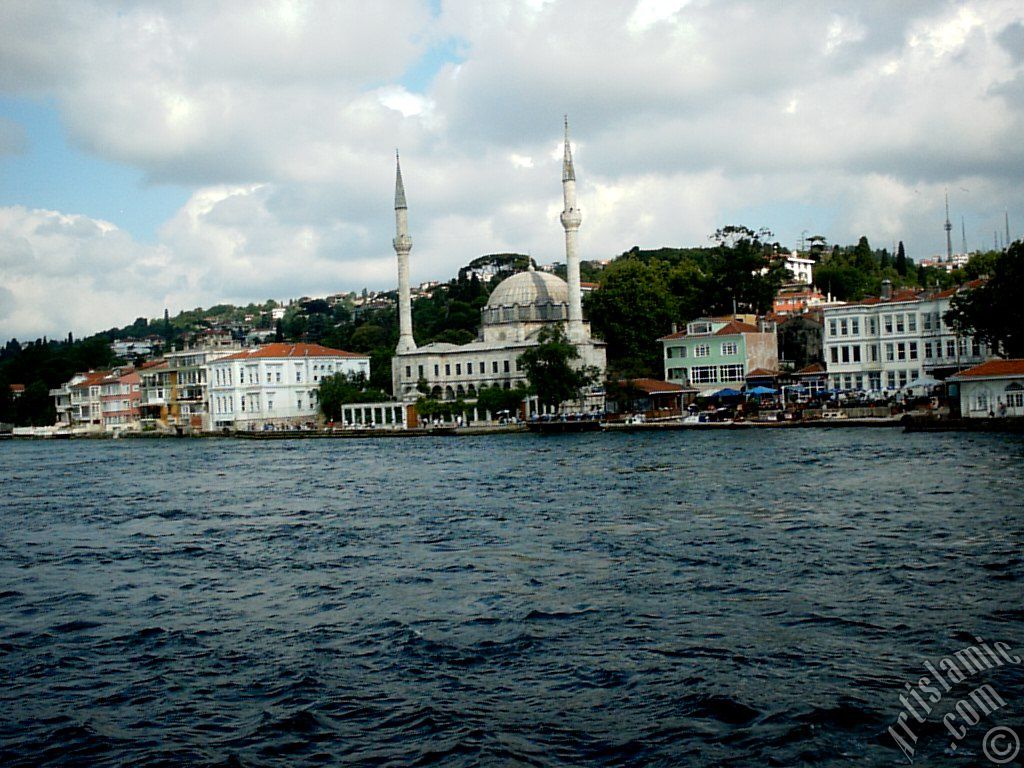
[1,0,1022,342]
[0,96,189,243]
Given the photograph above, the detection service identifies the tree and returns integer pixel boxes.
[317,372,388,422]
[517,325,597,410]
[944,241,1024,358]
[895,241,908,277]
[583,257,676,376]
[477,383,527,416]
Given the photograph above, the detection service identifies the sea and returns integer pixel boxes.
[1,430,1022,767]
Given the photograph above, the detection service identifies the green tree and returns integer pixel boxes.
[944,241,1024,357]
[584,257,676,376]
[895,241,908,277]
[476,382,528,416]
[517,325,597,410]
[317,372,389,422]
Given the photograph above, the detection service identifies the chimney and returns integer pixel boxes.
[881,279,892,301]
[671,322,678,334]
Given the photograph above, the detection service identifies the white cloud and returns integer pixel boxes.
[1,0,1024,341]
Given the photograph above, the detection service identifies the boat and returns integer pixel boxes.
[526,417,603,434]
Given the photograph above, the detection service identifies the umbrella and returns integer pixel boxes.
[713,387,743,398]
[904,374,940,391]
[789,384,809,393]
[747,386,776,396]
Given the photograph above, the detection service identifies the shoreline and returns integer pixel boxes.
[9,416,1024,439]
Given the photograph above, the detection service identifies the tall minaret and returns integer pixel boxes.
[560,116,584,343]
[944,191,953,261]
[961,216,967,256]
[393,152,415,353]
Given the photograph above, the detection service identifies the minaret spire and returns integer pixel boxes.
[560,116,584,342]
[393,151,415,357]
[944,190,953,261]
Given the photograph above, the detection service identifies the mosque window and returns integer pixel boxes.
[445,364,451,376]
[504,360,510,373]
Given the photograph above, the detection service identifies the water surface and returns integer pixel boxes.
[1,431,1022,766]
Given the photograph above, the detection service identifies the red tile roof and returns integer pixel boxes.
[71,370,112,389]
[794,362,826,375]
[950,359,1024,380]
[216,342,366,362]
[658,319,764,341]
[616,378,686,395]
[715,320,762,335]
[745,368,778,378]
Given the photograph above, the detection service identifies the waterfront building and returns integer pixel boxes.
[100,369,141,432]
[948,359,1024,418]
[777,311,824,371]
[660,317,779,395]
[821,279,992,392]
[68,370,111,431]
[207,342,369,430]
[138,359,174,427]
[390,120,606,405]
[163,338,242,432]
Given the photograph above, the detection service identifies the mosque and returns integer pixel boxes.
[390,120,607,404]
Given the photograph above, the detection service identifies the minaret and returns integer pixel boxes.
[560,117,584,343]
[1006,209,1011,248]
[961,216,967,256]
[393,152,415,354]
[944,191,953,261]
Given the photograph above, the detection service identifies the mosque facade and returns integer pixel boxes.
[390,120,606,403]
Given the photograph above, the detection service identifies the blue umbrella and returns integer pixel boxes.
[714,387,743,398]
[747,386,776,395]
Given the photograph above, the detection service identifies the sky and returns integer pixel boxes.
[1,0,1023,343]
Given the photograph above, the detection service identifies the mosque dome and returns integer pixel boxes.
[482,268,570,328]
[485,269,569,309]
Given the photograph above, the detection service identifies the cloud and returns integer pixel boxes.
[1,0,1024,342]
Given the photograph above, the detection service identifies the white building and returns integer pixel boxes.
[949,359,1024,418]
[783,254,815,285]
[390,120,606,406]
[207,342,370,430]
[822,280,992,392]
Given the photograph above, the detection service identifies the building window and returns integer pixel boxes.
[840,319,848,336]
[947,340,955,357]
[923,313,933,331]
[852,346,861,363]
[909,342,918,360]
[868,317,878,335]
[297,397,303,410]
[492,361,498,373]
[406,366,411,377]
[841,346,850,363]
[896,315,905,333]
[908,314,917,332]
[296,370,302,383]
[690,366,718,384]
[455,363,461,375]
[434,364,440,377]
[666,347,674,359]
[884,315,893,334]
[719,364,744,381]
[667,367,687,381]
[897,343,906,361]
[851,318,860,335]
[445,364,451,376]
[721,342,738,356]
[830,347,839,364]
[276,371,282,383]
[870,344,879,362]
[924,342,932,359]
[418,365,424,378]
[976,394,988,411]
[886,372,896,390]
[829,319,837,337]
[467,362,473,375]
[504,360,510,373]
[694,344,710,358]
